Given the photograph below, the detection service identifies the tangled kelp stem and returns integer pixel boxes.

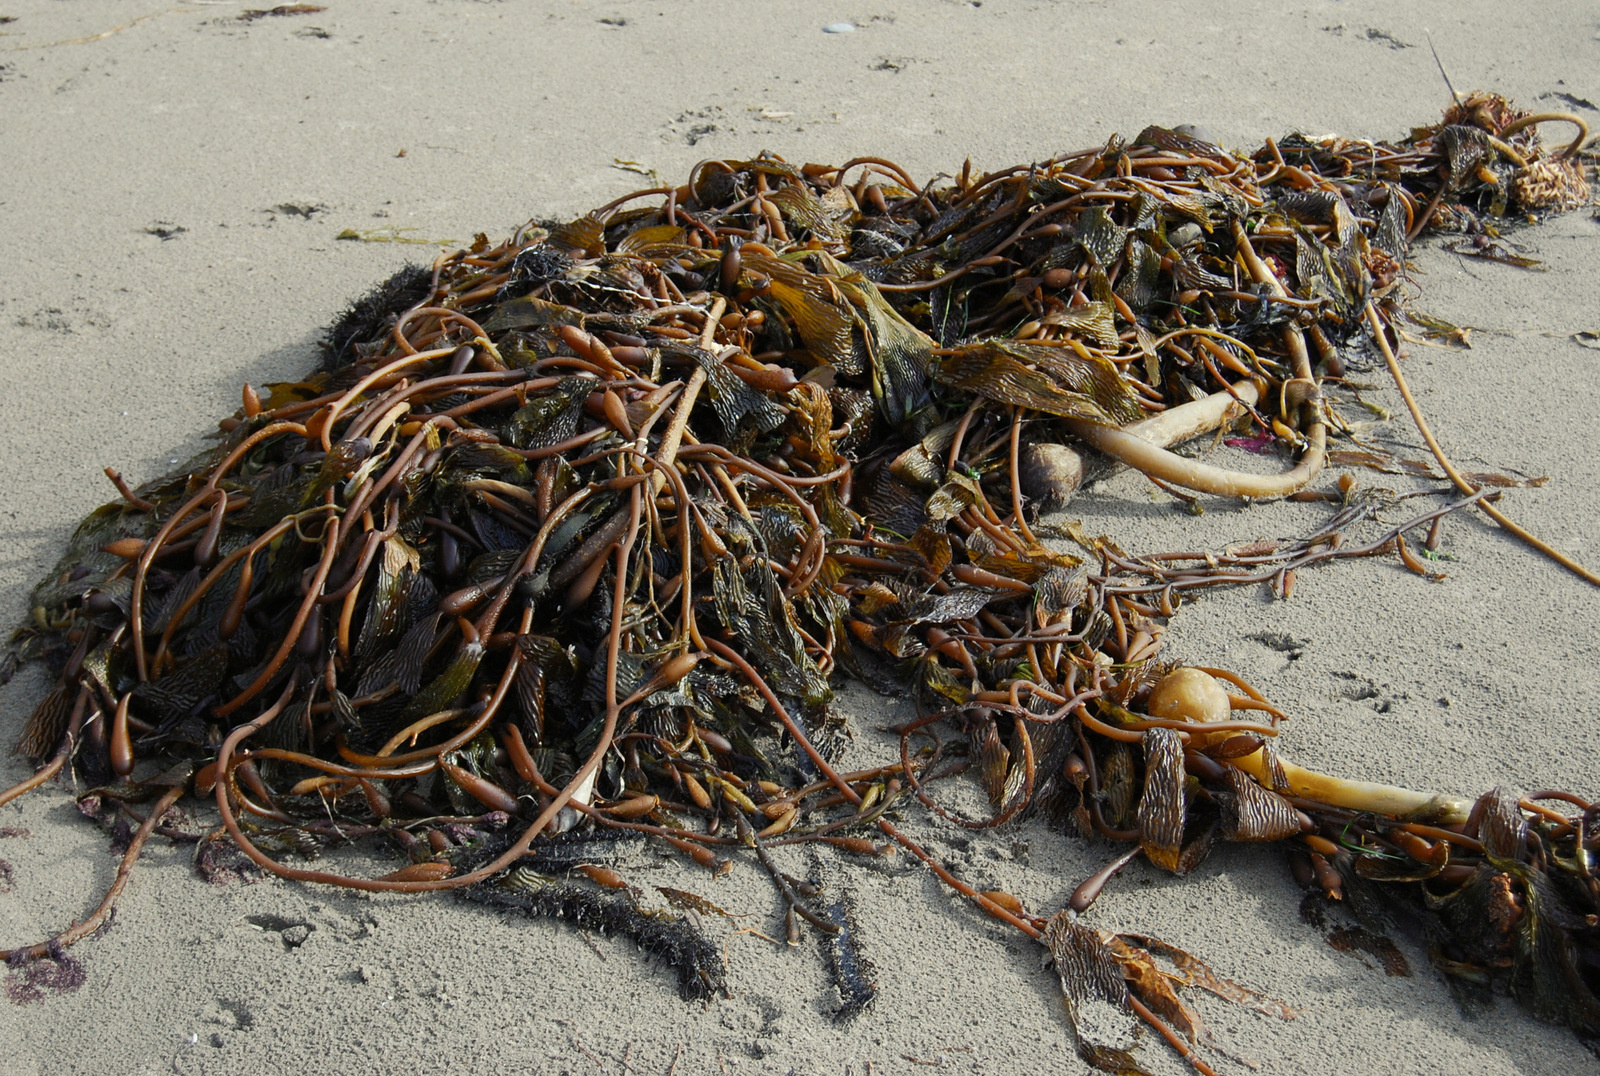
[3,92,1597,1070]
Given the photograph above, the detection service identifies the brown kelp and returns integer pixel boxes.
[2,93,1595,1070]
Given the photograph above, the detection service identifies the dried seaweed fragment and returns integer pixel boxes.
[5,945,86,1005]
[322,263,434,366]
[820,888,877,1022]
[462,873,727,1001]
[239,5,326,20]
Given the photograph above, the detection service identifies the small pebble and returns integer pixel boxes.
[822,22,856,34]
[281,924,310,948]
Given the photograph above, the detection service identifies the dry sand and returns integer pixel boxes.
[0,2,1597,1073]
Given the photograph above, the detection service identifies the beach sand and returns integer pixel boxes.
[0,2,1596,1073]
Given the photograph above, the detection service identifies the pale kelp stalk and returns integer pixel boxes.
[2,94,1595,1071]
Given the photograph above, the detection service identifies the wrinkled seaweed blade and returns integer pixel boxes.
[1114,239,1162,315]
[30,504,146,613]
[1137,728,1186,873]
[616,224,688,254]
[396,641,483,724]
[1172,255,1231,294]
[1128,932,1299,1020]
[1294,233,1369,332]
[1034,567,1087,622]
[971,716,1011,806]
[828,255,933,427]
[709,542,829,707]
[757,564,832,707]
[480,295,584,334]
[1001,340,1142,424]
[769,184,849,242]
[1076,206,1129,269]
[747,254,861,375]
[352,540,418,664]
[1137,181,1215,227]
[933,342,1141,426]
[1429,863,1519,970]
[1102,743,1137,830]
[504,376,592,449]
[1437,125,1491,189]
[888,585,997,627]
[923,478,974,523]
[512,655,548,746]
[686,346,788,442]
[549,214,606,258]
[1479,787,1529,861]
[1216,766,1303,842]
[856,467,929,538]
[141,644,231,729]
[1197,171,1251,222]
[15,683,75,760]
[1511,865,1600,1034]
[1043,911,1150,1073]
[1040,301,1119,349]
[376,614,438,698]
[787,382,840,470]
[1108,936,1211,1049]
[305,436,376,501]
[1275,189,1341,227]
[973,545,1080,585]
[144,569,203,639]
[1125,192,1160,233]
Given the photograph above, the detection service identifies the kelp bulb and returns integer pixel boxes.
[1146,667,1231,725]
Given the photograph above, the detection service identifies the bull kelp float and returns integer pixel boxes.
[3,93,1595,1072]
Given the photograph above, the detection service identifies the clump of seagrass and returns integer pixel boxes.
[2,92,1596,1073]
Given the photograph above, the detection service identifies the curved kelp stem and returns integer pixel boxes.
[1365,302,1600,588]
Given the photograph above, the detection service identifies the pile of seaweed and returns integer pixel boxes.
[2,92,1594,1072]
